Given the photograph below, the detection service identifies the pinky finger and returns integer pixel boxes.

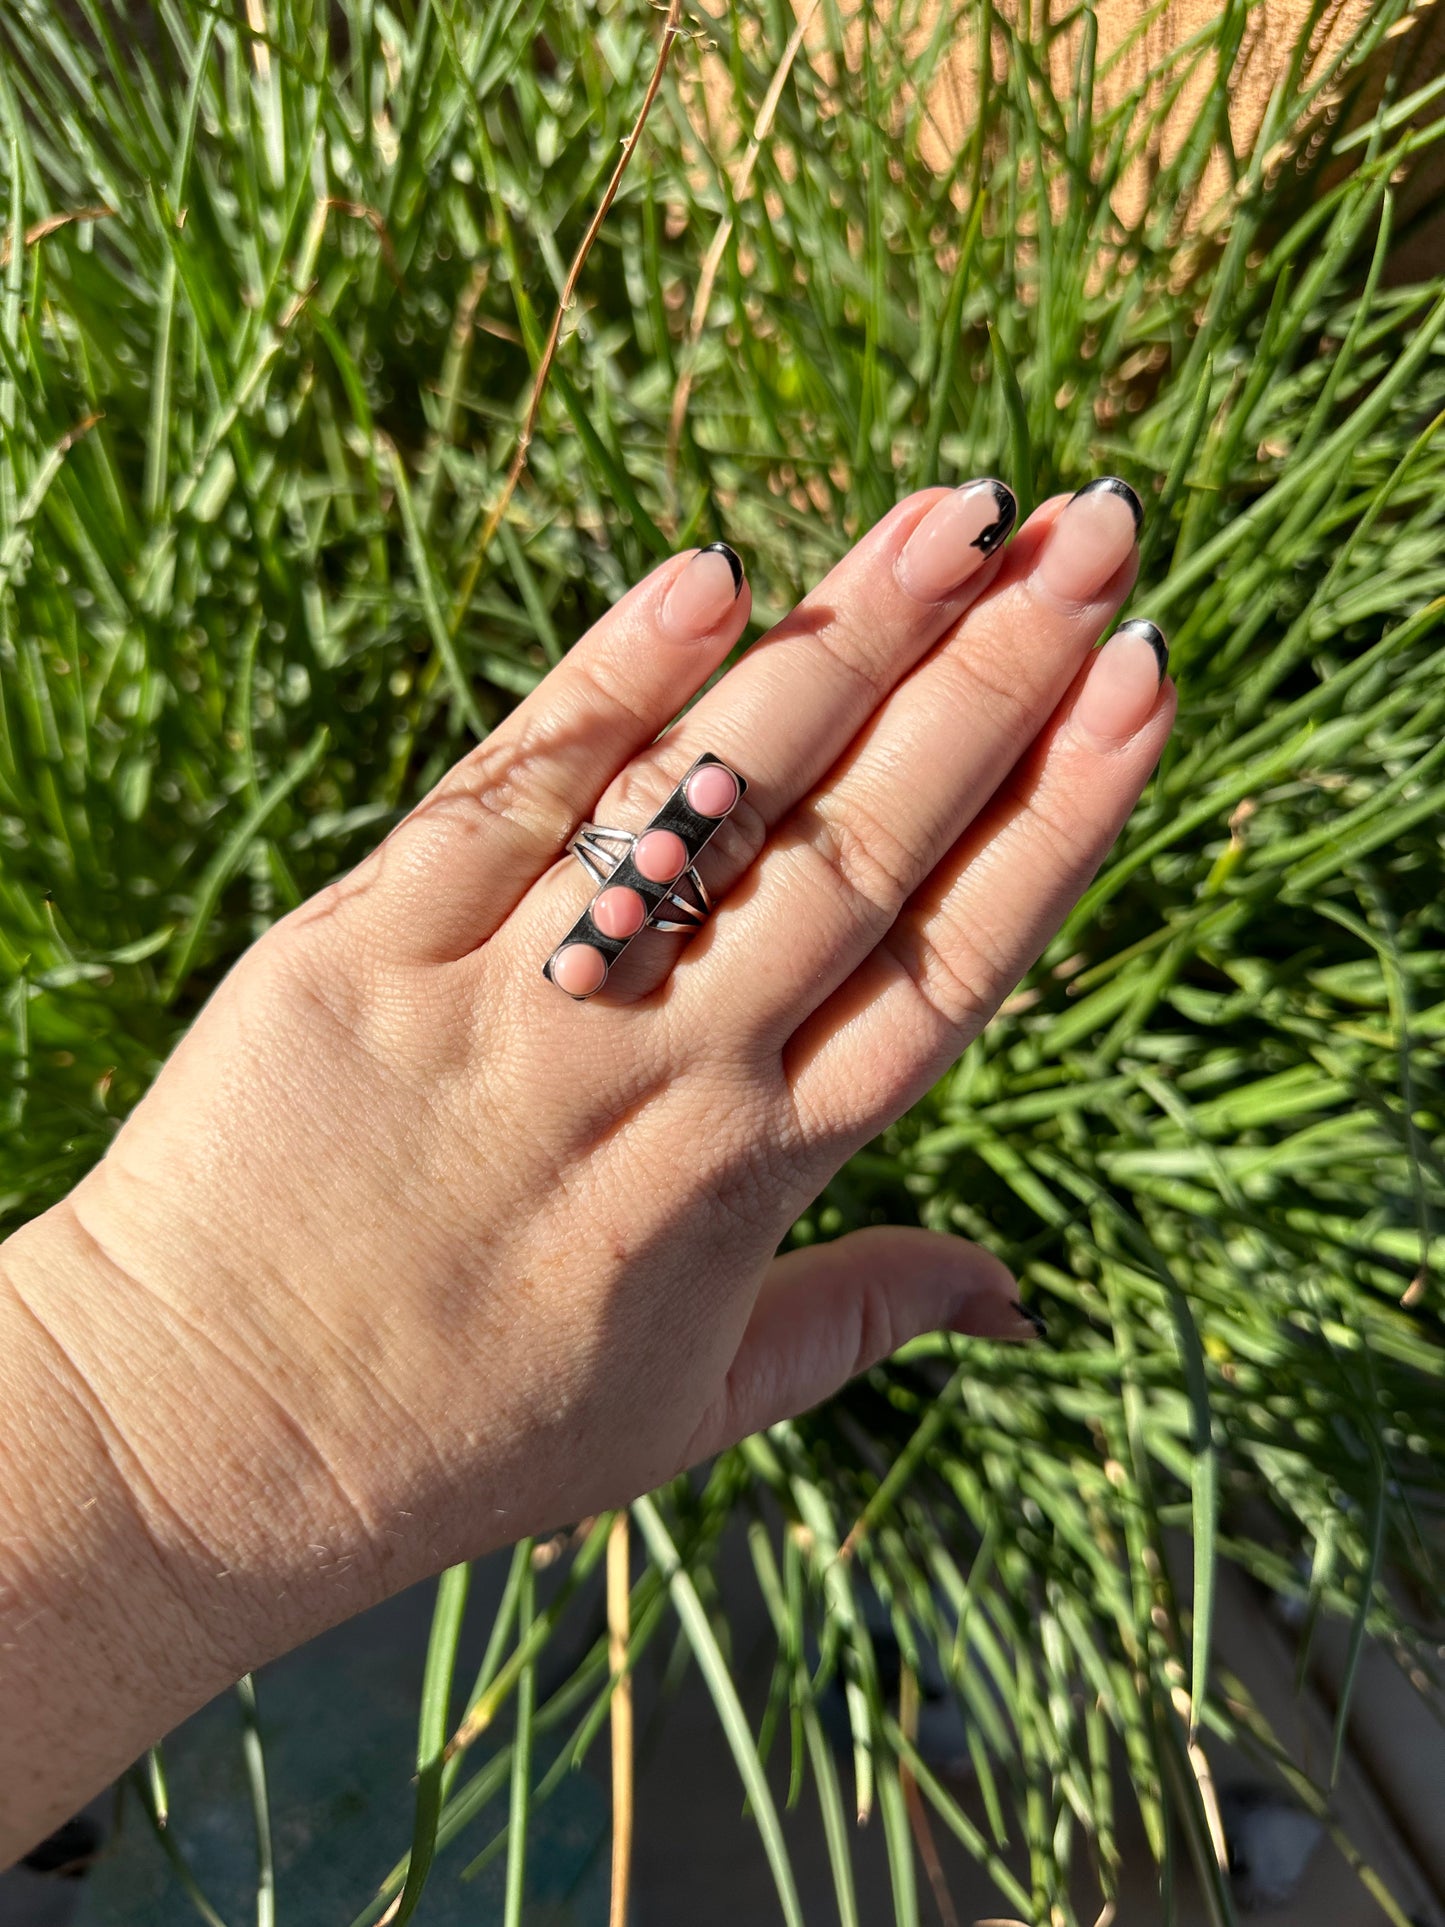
[685,1226,1033,1462]
[785,620,1177,1144]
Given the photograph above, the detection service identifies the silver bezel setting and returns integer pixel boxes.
[566,824,713,932]
[544,751,747,998]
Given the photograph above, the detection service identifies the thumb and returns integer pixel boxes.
[688,1225,1039,1461]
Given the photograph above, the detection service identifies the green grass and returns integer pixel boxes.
[3,0,1444,1921]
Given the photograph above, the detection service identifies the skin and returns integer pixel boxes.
[0,480,1175,1862]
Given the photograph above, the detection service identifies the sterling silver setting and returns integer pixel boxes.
[566,824,713,932]
[544,750,747,1000]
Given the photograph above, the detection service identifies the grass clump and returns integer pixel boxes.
[2,1,1444,1922]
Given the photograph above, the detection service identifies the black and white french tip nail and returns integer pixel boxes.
[699,541,745,597]
[1072,474,1144,532]
[1010,1298,1049,1339]
[972,479,1018,556]
[1115,617,1169,681]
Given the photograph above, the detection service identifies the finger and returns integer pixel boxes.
[509,480,1018,998]
[693,478,1144,1040]
[786,620,1176,1144]
[685,1226,1034,1460]
[324,543,752,962]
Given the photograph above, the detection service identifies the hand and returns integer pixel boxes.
[0,476,1173,1856]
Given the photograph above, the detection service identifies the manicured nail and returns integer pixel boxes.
[660,542,745,641]
[950,1289,1046,1343]
[1116,616,1169,679]
[1071,620,1169,751]
[895,479,1016,602]
[1010,1298,1049,1340]
[1034,476,1143,605]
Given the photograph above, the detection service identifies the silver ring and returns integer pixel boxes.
[566,824,713,932]
[544,751,748,1001]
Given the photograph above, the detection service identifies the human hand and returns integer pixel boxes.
[1,476,1173,1853]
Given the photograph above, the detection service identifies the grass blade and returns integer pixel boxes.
[632,1494,804,1927]
[392,1562,471,1927]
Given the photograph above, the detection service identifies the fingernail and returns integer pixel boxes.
[1071,619,1169,751]
[1034,476,1143,605]
[660,542,745,641]
[950,1289,1046,1343]
[1010,1298,1048,1340]
[1117,616,1169,679]
[895,479,1016,602]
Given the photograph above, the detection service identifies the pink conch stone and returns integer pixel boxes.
[552,943,608,997]
[634,829,688,883]
[592,884,646,939]
[684,764,739,817]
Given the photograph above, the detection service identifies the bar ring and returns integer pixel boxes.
[567,826,713,932]
[544,751,746,1000]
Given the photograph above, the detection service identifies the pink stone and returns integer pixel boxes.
[551,943,608,997]
[684,764,739,817]
[592,884,646,939]
[634,829,688,883]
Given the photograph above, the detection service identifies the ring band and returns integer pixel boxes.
[544,752,747,1000]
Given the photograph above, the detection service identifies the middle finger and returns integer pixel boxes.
[510,477,1018,996]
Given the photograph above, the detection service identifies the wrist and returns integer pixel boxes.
[4,1180,398,1644]
[0,1204,231,1860]
[0,1186,392,1858]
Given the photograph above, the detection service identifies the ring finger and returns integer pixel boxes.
[509,478,1020,999]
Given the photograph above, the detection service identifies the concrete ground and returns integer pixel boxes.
[5,1522,1440,1926]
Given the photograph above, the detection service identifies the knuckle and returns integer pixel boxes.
[1020,783,1102,872]
[565,649,658,737]
[706,794,767,871]
[802,796,917,928]
[932,642,1044,742]
[600,752,674,823]
[221,919,372,1065]
[807,619,898,712]
[257,907,466,1082]
[440,717,582,849]
[258,922,377,1041]
[892,920,1006,1038]
[849,1276,904,1379]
